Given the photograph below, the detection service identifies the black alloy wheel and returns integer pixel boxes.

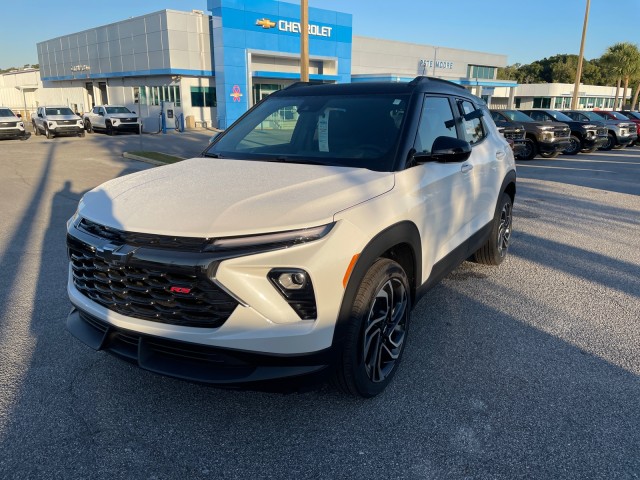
[600,133,614,151]
[333,258,411,397]
[563,135,581,155]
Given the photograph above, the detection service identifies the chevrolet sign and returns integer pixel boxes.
[255,18,332,38]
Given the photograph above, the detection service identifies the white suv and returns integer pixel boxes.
[66,78,516,397]
[83,105,141,135]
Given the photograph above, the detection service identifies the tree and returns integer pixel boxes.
[601,42,640,109]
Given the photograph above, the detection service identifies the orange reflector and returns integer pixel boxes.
[343,254,360,289]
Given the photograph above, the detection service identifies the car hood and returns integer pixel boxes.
[79,157,395,238]
[48,115,81,121]
[0,115,20,122]
[523,121,569,129]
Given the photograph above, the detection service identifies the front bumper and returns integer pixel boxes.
[51,125,83,135]
[583,135,608,149]
[617,133,637,146]
[0,128,26,139]
[538,137,571,154]
[112,122,141,132]
[67,307,330,384]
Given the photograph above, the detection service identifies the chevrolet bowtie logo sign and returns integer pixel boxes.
[256,18,276,29]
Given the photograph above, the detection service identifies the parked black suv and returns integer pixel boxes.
[490,110,571,160]
[521,109,608,154]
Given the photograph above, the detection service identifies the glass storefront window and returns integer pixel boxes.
[191,87,216,107]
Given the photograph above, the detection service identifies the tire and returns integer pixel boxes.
[613,143,625,150]
[333,258,411,398]
[84,119,93,133]
[33,122,40,136]
[106,121,114,136]
[540,150,559,159]
[472,193,513,266]
[517,138,537,160]
[580,146,596,153]
[79,130,85,138]
[563,135,581,155]
[599,133,614,151]
[45,126,54,139]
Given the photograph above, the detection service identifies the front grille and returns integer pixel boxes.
[553,127,570,138]
[68,235,238,328]
[0,121,17,127]
[58,120,78,125]
[78,217,209,251]
[119,117,138,123]
[597,127,607,136]
[502,130,525,141]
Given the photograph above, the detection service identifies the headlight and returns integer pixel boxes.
[48,121,55,127]
[207,223,334,253]
[112,119,118,124]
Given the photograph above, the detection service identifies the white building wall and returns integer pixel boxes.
[351,36,508,80]
[492,83,631,110]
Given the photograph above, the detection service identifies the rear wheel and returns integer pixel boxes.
[563,135,581,155]
[472,193,513,266]
[333,258,411,398]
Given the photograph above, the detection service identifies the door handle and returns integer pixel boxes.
[461,164,473,173]
[496,150,506,160]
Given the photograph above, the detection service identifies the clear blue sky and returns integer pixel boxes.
[1,0,638,69]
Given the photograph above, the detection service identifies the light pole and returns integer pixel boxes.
[571,0,591,109]
[300,0,309,82]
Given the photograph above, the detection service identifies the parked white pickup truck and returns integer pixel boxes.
[31,106,84,139]
[83,105,141,135]
[0,107,28,140]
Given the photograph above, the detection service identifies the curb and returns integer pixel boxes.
[122,152,184,166]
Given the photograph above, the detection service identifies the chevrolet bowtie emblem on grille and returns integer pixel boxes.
[256,18,276,29]
[95,243,132,263]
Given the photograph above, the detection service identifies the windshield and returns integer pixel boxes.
[623,111,640,120]
[205,93,408,171]
[546,111,574,122]
[0,108,15,117]
[605,111,630,121]
[502,110,535,122]
[579,111,607,122]
[45,107,75,116]
[105,106,132,114]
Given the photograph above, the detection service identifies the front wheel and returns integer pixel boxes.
[563,135,581,155]
[106,121,114,136]
[599,133,614,151]
[517,138,537,160]
[333,258,411,398]
[84,119,93,133]
[33,122,40,136]
[540,150,559,159]
[45,126,54,139]
[472,193,513,266]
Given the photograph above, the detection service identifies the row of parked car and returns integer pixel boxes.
[492,108,640,160]
[0,105,142,141]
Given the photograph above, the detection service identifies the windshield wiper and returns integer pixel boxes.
[203,152,223,158]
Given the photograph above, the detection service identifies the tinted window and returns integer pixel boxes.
[45,107,74,116]
[207,94,408,171]
[459,100,485,144]
[0,108,15,117]
[414,96,457,154]
[105,106,132,114]
[527,111,551,122]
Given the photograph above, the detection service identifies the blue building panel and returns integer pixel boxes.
[208,0,352,128]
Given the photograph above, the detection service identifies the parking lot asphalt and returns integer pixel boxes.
[0,133,638,479]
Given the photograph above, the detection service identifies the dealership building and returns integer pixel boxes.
[29,0,519,130]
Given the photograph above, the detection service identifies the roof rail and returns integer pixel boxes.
[409,76,466,90]
[284,82,314,90]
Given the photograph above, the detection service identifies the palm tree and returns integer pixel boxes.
[601,42,640,109]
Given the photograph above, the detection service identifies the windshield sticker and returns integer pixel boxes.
[318,113,329,152]
[393,99,402,105]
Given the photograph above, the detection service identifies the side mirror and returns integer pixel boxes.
[415,136,472,164]
[16,113,22,118]
[131,111,136,114]
[38,113,43,118]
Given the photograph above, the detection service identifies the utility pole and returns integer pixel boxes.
[300,0,309,82]
[572,0,591,109]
